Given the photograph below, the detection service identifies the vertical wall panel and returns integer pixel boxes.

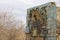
[26,2,56,40]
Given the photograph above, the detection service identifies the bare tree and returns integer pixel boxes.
[0,11,26,40]
[0,11,16,40]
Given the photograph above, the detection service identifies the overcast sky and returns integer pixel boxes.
[0,0,60,23]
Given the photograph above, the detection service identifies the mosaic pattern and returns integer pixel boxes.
[26,2,56,40]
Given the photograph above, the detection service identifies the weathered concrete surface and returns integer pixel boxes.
[56,7,60,40]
